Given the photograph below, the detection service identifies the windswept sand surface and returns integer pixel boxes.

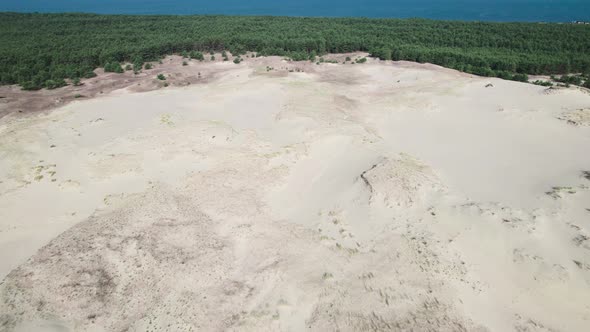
[1,56,590,331]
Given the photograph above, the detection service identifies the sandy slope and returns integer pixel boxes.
[1,56,590,331]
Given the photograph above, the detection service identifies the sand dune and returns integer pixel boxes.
[1,56,589,331]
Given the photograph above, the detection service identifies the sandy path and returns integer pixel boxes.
[1,57,590,331]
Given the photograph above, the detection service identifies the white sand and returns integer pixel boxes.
[1,57,590,331]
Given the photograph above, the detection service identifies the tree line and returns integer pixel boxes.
[1,13,589,90]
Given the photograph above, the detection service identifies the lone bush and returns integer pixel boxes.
[45,79,67,89]
[190,51,204,61]
[104,62,123,73]
[532,80,553,87]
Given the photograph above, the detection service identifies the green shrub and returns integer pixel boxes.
[370,48,392,60]
[288,51,308,61]
[554,74,583,86]
[157,74,166,80]
[83,71,97,79]
[45,79,67,89]
[104,62,123,73]
[511,73,529,82]
[532,80,553,86]
[190,51,204,61]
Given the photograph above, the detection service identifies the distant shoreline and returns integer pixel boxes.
[1,0,589,23]
[1,11,589,24]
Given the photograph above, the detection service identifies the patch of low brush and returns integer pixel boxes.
[545,186,576,199]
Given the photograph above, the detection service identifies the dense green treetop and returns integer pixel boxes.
[1,13,589,89]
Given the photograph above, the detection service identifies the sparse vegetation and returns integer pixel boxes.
[532,80,553,87]
[545,186,576,199]
[552,74,582,85]
[551,74,590,88]
[144,63,153,70]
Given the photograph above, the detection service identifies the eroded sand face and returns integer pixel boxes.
[1,57,589,331]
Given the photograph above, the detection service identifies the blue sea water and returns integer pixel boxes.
[1,0,589,22]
